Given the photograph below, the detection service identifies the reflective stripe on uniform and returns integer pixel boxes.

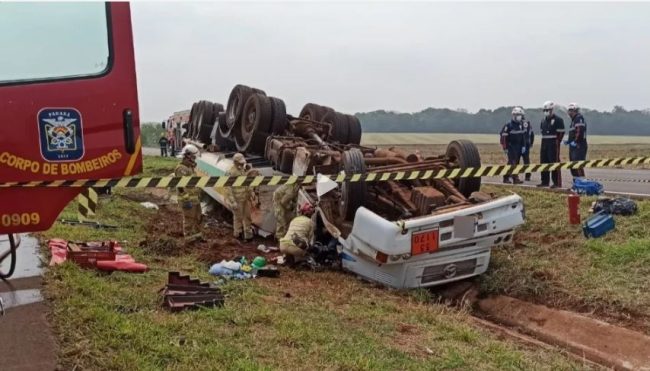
[575,123,586,127]
[541,135,556,139]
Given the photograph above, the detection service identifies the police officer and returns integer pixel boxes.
[564,103,587,178]
[273,183,299,239]
[175,144,202,240]
[521,112,535,181]
[159,133,169,157]
[537,101,565,188]
[279,203,315,263]
[225,153,254,241]
[500,107,528,184]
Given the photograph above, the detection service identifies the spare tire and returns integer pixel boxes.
[269,97,287,135]
[322,111,349,144]
[339,148,367,221]
[226,85,254,137]
[446,140,482,197]
[347,115,362,145]
[236,93,273,153]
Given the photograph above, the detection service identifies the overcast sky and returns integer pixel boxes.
[131,1,650,121]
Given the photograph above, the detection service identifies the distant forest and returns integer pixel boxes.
[356,106,650,135]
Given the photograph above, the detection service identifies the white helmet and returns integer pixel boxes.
[543,101,555,110]
[511,107,525,116]
[181,144,200,158]
[567,102,579,111]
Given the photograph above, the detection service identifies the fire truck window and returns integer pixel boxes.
[0,3,109,84]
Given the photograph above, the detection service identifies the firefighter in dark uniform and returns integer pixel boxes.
[564,103,587,178]
[500,107,528,184]
[520,111,535,181]
[537,101,565,188]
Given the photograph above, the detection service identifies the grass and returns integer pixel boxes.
[39,156,584,370]
[362,133,650,145]
[479,184,650,333]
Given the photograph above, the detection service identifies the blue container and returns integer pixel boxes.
[583,211,615,238]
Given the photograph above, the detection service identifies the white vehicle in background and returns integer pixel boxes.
[177,85,525,289]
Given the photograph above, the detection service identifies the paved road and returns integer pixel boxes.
[0,235,57,371]
[484,168,650,196]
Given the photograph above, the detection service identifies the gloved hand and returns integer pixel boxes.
[570,141,577,148]
[521,147,527,155]
[563,140,569,146]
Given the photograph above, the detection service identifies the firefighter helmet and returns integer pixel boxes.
[567,102,579,112]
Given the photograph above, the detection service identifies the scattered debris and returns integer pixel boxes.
[140,202,159,210]
[208,255,279,281]
[58,219,118,229]
[47,239,148,272]
[583,211,615,238]
[590,196,638,216]
[161,272,224,312]
[257,244,279,253]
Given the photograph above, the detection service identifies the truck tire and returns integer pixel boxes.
[191,101,205,139]
[214,113,236,151]
[323,111,349,144]
[252,87,266,96]
[237,93,272,153]
[446,140,482,197]
[339,148,367,221]
[199,103,223,144]
[226,85,254,137]
[279,149,295,174]
[347,115,362,145]
[188,102,199,138]
[299,103,333,122]
[269,97,287,135]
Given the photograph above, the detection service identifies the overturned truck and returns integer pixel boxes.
[183,85,525,289]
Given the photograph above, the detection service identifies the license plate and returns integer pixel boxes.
[411,228,440,255]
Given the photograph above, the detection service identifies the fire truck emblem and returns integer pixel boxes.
[38,108,85,161]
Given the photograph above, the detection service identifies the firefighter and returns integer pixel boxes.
[537,101,565,188]
[175,144,202,240]
[225,153,254,241]
[279,202,315,263]
[159,133,169,157]
[564,103,587,178]
[499,107,527,184]
[521,112,535,181]
[273,183,299,239]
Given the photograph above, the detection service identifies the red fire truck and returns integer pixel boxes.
[0,3,141,277]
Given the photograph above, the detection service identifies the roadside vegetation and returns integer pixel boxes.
[480,185,650,334]
[39,156,583,370]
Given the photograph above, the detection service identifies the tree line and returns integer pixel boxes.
[356,106,650,135]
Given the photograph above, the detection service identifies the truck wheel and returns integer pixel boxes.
[347,115,362,145]
[323,111,349,144]
[252,87,266,96]
[279,149,295,174]
[340,148,367,221]
[188,102,199,138]
[226,85,254,137]
[446,140,482,197]
[299,103,333,122]
[237,93,272,153]
[198,102,222,143]
[269,97,287,135]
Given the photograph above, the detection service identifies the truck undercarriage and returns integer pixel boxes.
[180,84,525,288]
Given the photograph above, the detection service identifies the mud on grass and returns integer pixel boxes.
[479,185,650,334]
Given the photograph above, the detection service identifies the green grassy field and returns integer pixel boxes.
[39,156,584,370]
[362,133,650,145]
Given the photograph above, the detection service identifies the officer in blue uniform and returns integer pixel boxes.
[520,112,535,181]
[537,101,565,188]
[500,107,528,184]
[564,103,587,178]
